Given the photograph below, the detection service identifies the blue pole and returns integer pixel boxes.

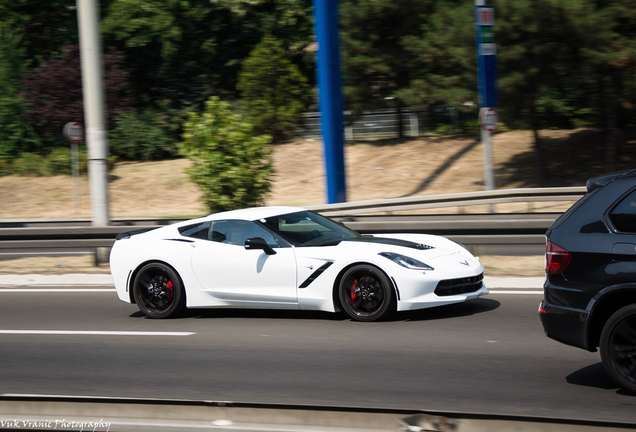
[312,0,347,204]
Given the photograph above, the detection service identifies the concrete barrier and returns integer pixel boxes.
[0,396,634,432]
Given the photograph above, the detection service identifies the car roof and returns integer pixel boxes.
[205,206,307,222]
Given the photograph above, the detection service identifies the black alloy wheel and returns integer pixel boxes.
[338,265,394,322]
[133,263,185,319]
[600,304,636,393]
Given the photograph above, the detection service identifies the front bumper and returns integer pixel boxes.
[398,285,489,311]
[539,299,592,351]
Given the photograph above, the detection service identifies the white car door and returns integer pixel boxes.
[190,220,298,307]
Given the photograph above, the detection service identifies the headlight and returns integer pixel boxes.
[379,252,434,270]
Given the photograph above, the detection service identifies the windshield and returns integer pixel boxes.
[259,210,360,247]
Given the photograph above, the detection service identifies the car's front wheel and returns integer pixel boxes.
[132,263,185,319]
[600,304,636,393]
[338,265,394,322]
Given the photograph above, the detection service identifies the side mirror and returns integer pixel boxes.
[244,237,277,255]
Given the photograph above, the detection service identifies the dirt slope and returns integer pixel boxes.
[0,129,593,219]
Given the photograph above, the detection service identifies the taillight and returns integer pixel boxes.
[545,241,571,274]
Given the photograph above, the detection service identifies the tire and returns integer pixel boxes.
[600,304,636,393]
[132,263,185,319]
[338,265,395,322]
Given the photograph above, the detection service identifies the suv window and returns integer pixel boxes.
[609,189,636,233]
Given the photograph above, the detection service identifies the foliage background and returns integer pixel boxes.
[0,0,635,183]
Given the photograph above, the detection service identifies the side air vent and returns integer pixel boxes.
[299,262,334,289]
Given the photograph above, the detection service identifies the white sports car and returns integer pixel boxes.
[110,206,488,321]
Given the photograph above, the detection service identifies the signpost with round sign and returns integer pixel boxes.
[63,122,84,142]
[63,122,84,214]
[479,107,499,132]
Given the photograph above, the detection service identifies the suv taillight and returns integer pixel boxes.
[545,241,571,274]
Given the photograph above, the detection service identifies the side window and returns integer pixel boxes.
[178,222,210,240]
[210,220,279,247]
[610,189,636,233]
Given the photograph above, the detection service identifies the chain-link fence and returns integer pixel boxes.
[300,106,460,139]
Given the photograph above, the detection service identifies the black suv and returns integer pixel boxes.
[540,170,636,393]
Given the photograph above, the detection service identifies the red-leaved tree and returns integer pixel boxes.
[21,44,131,145]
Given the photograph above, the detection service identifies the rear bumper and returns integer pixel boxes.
[539,299,593,351]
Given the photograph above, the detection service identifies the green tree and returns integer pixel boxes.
[0,22,41,160]
[0,0,80,67]
[179,96,274,212]
[339,0,435,135]
[581,0,636,171]
[237,35,312,142]
[397,2,477,120]
[497,0,597,182]
[103,0,314,110]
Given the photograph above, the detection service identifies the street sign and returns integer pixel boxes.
[63,122,84,142]
[63,122,84,215]
[474,5,498,108]
[479,108,499,132]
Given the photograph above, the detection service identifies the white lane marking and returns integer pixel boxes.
[0,288,115,292]
[488,290,543,294]
[1,393,183,400]
[0,330,195,336]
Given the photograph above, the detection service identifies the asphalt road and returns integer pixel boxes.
[0,286,635,424]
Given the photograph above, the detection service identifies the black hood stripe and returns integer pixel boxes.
[344,236,434,250]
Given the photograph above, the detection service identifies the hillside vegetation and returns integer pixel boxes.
[1,128,634,220]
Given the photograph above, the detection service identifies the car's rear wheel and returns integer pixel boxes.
[600,304,636,393]
[133,263,185,319]
[338,265,394,322]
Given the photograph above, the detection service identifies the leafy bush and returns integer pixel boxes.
[432,124,456,136]
[12,153,51,176]
[47,146,87,175]
[179,96,274,213]
[46,147,73,175]
[0,158,11,176]
[461,119,482,135]
[109,109,178,160]
[237,35,312,143]
[0,147,89,177]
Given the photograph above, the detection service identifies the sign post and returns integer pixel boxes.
[63,122,84,215]
[474,1,498,212]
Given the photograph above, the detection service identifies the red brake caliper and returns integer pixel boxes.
[351,279,358,300]
[166,280,174,302]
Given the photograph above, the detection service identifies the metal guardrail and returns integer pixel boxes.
[0,188,587,256]
[307,187,587,216]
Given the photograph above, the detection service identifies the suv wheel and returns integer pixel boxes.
[600,304,636,393]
